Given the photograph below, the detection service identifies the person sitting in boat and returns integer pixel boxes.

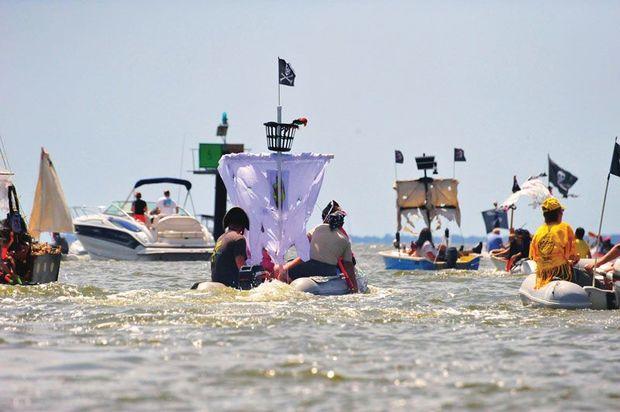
[529,198,581,288]
[156,190,178,216]
[278,208,358,292]
[414,228,445,261]
[0,228,18,284]
[210,207,249,288]
[486,228,504,252]
[574,227,592,259]
[131,192,148,223]
[52,232,69,255]
[584,243,620,274]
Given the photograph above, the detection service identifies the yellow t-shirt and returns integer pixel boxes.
[530,222,576,288]
[574,239,591,259]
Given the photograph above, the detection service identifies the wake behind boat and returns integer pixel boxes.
[74,178,214,261]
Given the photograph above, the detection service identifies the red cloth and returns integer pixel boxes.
[134,214,147,223]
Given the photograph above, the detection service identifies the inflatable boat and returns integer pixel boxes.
[191,265,366,296]
[490,255,537,275]
[379,250,481,271]
[519,271,620,310]
[291,272,368,296]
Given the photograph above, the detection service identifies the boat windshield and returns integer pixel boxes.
[105,201,191,217]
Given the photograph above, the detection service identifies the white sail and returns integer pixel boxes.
[395,178,461,229]
[0,170,13,216]
[501,178,550,209]
[218,152,333,265]
[29,148,74,239]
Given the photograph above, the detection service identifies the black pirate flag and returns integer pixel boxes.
[548,156,578,198]
[395,150,404,164]
[454,148,466,162]
[278,58,295,87]
[610,142,620,177]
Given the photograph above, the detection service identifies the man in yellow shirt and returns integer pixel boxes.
[574,227,592,259]
[529,198,580,288]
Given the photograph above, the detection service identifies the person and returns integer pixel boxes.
[210,207,249,288]
[156,190,178,216]
[414,228,445,260]
[52,232,69,254]
[486,228,504,252]
[574,227,591,259]
[131,192,148,223]
[584,244,620,274]
[278,204,358,292]
[529,197,580,288]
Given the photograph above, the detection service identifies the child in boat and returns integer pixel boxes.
[574,227,592,259]
[529,198,580,288]
[414,228,445,260]
[210,207,249,288]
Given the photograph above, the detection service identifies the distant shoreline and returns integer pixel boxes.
[351,233,620,245]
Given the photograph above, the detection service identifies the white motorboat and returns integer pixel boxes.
[490,254,537,275]
[73,178,214,261]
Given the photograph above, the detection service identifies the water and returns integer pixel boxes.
[1,245,619,411]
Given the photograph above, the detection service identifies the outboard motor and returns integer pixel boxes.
[445,247,458,269]
[238,265,268,290]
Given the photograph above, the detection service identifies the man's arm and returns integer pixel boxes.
[342,260,358,292]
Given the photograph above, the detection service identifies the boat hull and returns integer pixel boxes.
[76,230,212,261]
[490,255,537,275]
[379,250,480,271]
[519,273,620,310]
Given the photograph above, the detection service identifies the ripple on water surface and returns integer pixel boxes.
[1,246,619,411]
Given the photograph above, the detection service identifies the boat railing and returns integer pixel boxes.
[71,205,106,218]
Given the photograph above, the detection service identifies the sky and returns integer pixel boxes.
[1,1,619,237]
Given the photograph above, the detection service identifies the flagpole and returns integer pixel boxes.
[277,57,282,123]
[452,158,455,179]
[591,137,618,286]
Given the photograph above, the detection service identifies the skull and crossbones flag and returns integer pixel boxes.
[548,156,578,198]
[454,148,466,162]
[278,58,296,87]
[610,142,620,177]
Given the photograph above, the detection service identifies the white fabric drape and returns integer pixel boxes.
[29,148,74,239]
[218,152,332,265]
[0,172,13,216]
[501,178,551,209]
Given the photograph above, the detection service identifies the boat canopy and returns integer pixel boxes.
[133,178,192,191]
[218,152,333,265]
[395,178,461,230]
[29,148,74,239]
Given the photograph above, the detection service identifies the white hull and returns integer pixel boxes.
[490,255,536,275]
[519,273,620,310]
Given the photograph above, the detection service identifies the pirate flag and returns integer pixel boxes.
[481,208,508,233]
[610,142,620,177]
[548,156,578,198]
[512,176,521,193]
[395,150,404,164]
[278,58,295,87]
[454,148,466,162]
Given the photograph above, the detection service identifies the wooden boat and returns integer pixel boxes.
[379,250,480,271]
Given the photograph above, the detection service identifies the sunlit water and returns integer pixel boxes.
[1,245,619,411]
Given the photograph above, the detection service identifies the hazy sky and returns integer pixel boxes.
[1,1,619,236]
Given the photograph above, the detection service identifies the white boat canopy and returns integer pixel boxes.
[395,178,461,230]
[501,178,551,210]
[218,152,333,265]
[29,148,74,239]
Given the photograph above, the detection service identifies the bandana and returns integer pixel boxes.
[327,211,346,231]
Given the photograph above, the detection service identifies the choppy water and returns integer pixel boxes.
[1,245,619,411]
